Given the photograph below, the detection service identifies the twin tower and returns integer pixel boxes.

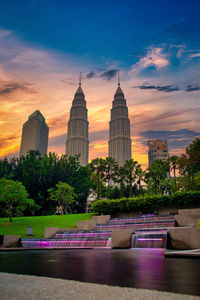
[66,79,132,166]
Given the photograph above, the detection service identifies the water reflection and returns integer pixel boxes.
[136,249,164,290]
[0,249,200,296]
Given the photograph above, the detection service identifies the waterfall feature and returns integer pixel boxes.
[96,215,175,231]
[131,229,168,248]
[21,231,112,249]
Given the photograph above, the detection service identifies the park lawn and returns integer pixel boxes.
[0,213,94,238]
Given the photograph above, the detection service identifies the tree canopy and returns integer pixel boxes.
[0,178,34,222]
[48,182,77,214]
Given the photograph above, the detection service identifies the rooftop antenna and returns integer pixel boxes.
[79,72,81,87]
[118,70,120,86]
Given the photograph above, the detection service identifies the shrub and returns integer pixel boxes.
[92,191,200,214]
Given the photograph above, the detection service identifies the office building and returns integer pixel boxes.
[20,110,49,157]
[108,79,132,166]
[148,139,169,166]
[66,78,89,166]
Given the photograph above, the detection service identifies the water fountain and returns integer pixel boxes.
[96,214,175,231]
[131,229,168,248]
[21,230,112,248]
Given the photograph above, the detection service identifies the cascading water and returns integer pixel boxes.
[131,229,168,249]
[96,214,175,231]
[21,231,112,249]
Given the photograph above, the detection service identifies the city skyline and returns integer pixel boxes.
[0,0,200,168]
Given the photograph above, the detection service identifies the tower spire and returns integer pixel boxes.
[79,72,81,87]
[118,70,120,86]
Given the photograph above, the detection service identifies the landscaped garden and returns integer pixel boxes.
[0,213,94,238]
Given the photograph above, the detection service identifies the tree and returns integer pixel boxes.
[146,160,169,194]
[48,182,77,214]
[186,137,200,175]
[103,157,118,186]
[135,164,145,194]
[89,158,105,199]
[169,155,179,179]
[116,166,126,198]
[0,178,33,222]
[124,159,139,197]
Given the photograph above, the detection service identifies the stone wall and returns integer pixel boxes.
[44,227,59,238]
[3,235,21,247]
[111,206,200,218]
[111,229,134,248]
[168,227,200,250]
[76,215,110,231]
[175,208,200,227]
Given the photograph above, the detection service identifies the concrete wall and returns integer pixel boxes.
[3,235,21,247]
[168,227,200,250]
[76,221,96,231]
[44,227,59,238]
[112,208,179,218]
[76,215,111,231]
[175,208,200,227]
[111,230,134,248]
[111,206,200,218]
[92,215,110,224]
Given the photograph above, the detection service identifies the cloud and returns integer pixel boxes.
[101,69,118,80]
[47,113,68,130]
[49,133,66,147]
[138,129,200,154]
[135,82,180,93]
[0,81,36,96]
[189,53,200,58]
[86,71,98,79]
[89,130,108,142]
[185,83,200,92]
[139,129,200,140]
[137,47,169,70]
[0,134,18,148]
[86,69,118,81]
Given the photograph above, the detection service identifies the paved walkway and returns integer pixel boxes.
[165,249,200,258]
[0,273,199,300]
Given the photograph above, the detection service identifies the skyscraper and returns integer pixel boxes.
[108,77,132,166]
[66,77,89,166]
[20,110,49,157]
[148,139,169,167]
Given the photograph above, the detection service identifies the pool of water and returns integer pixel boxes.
[0,249,200,296]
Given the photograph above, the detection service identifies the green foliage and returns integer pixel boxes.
[89,158,105,199]
[48,182,77,214]
[0,178,34,222]
[92,191,200,214]
[0,151,92,215]
[145,159,170,194]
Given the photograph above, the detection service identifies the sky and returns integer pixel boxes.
[0,0,200,168]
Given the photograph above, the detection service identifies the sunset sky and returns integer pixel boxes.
[0,0,200,168]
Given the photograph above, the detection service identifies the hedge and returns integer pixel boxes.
[92,191,200,214]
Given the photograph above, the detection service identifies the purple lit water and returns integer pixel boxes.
[0,249,200,296]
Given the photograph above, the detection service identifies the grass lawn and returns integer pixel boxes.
[0,213,94,238]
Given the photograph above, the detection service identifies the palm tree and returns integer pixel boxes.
[89,158,105,199]
[146,159,169,194]
[135,164,144,193]
[169,155,179,179]
[116,166,126,198]
[124,159,139,198]
[103,157,118,186]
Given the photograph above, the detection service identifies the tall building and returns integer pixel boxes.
[20,110,49,157]
[148,139,169,166]
[108,78,132,166]
[66,77,89,166]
